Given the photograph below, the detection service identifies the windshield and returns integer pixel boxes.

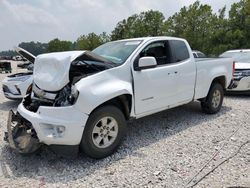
[92,40,142,64]
[220,51,250,63]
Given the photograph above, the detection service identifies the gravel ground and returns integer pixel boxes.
[0,61,249,188]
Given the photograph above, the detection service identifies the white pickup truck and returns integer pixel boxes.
[5,37,234,159]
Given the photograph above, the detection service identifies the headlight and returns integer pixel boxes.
[9,75,31,82]
[68,85,79,105]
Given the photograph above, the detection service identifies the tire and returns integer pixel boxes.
[201,83,224,114]
[80,105,127,159]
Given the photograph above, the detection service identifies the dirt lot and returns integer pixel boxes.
[0,61,249,188]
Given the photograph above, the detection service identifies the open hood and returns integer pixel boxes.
[235,62,250,69]
[14,47,36,63]
[33,51,110,91]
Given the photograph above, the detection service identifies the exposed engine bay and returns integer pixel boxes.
[23,59,112,112]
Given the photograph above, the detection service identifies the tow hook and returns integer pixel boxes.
[4,110,41,154]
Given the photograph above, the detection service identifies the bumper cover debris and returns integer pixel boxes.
[4,110,41,154]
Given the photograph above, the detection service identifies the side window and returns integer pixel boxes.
[170,40,190,62]
[140,42,168,65]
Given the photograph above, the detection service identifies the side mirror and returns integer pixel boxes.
[135,57,157,71]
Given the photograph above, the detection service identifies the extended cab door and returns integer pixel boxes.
[132,39,196,116]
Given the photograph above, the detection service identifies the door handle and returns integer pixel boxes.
[168,71,178,75]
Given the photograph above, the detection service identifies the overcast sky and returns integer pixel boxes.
[0,0,240,51]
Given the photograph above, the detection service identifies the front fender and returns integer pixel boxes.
[74,73,133,115]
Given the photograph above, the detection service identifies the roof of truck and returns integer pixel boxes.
[117,36,186,42]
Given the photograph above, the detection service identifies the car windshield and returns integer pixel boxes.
[92,40,142,64]
[220,51,250,63]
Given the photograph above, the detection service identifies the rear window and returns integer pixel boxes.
[170,40,190,62]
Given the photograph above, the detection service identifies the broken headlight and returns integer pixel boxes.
[54,85,79,107]
[68,85,79,105]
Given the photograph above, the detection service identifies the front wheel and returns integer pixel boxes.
[80,105,127,159]
[201,83,224,114]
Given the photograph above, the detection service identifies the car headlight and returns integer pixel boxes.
[68,85,79,105]
[9,75,31,82]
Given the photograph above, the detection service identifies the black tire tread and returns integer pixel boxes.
[201,83,224,114]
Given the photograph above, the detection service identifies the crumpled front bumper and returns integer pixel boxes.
[5,102,89,155]
[5,110,18,149]
[4,110,41,154]
[17,103,89,146]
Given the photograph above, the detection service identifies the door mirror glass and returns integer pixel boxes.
[135,57,157,71]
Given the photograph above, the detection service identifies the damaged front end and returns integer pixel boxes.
[4,110,40,154]
[22,51,113,111]
[5,50,114,154]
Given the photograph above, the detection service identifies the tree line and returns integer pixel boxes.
[1,0,249,57]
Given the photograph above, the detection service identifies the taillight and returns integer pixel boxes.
[232,61,235,76]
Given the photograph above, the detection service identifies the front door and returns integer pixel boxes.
[132,40,196,116]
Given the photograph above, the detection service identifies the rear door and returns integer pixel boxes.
[168,40,196,103]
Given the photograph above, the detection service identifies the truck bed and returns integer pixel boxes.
[195,58,223,62]
[194,57,233,100]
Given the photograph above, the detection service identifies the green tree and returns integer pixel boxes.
[18,41,48,55]
[47,38,73,52]
[228,0,250,48]
[164,1,217,54]
[0,50,17,57]
[209,7,231,55]
[75,32,110,50]
[111,10,165,40]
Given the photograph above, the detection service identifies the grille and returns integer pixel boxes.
[233,69,250,80]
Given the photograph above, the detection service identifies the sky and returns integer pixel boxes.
[0,0,240,51]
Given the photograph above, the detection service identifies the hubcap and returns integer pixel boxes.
[92,117,118,149]
[211,89,221,108]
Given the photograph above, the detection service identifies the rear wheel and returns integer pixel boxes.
[201,83,224,114]
[80,106,127,159]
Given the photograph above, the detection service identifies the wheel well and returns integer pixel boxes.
[212,76,226,89]
[93,94,132,120]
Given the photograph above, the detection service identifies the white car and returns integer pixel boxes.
[220,50,250,94]
[2,47,35,99]
[192,50,206,58]
[5,37,234,158]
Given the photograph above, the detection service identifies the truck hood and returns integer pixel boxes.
[14,47,36,63]
[235,62,250,69]
[33,51,110,91]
